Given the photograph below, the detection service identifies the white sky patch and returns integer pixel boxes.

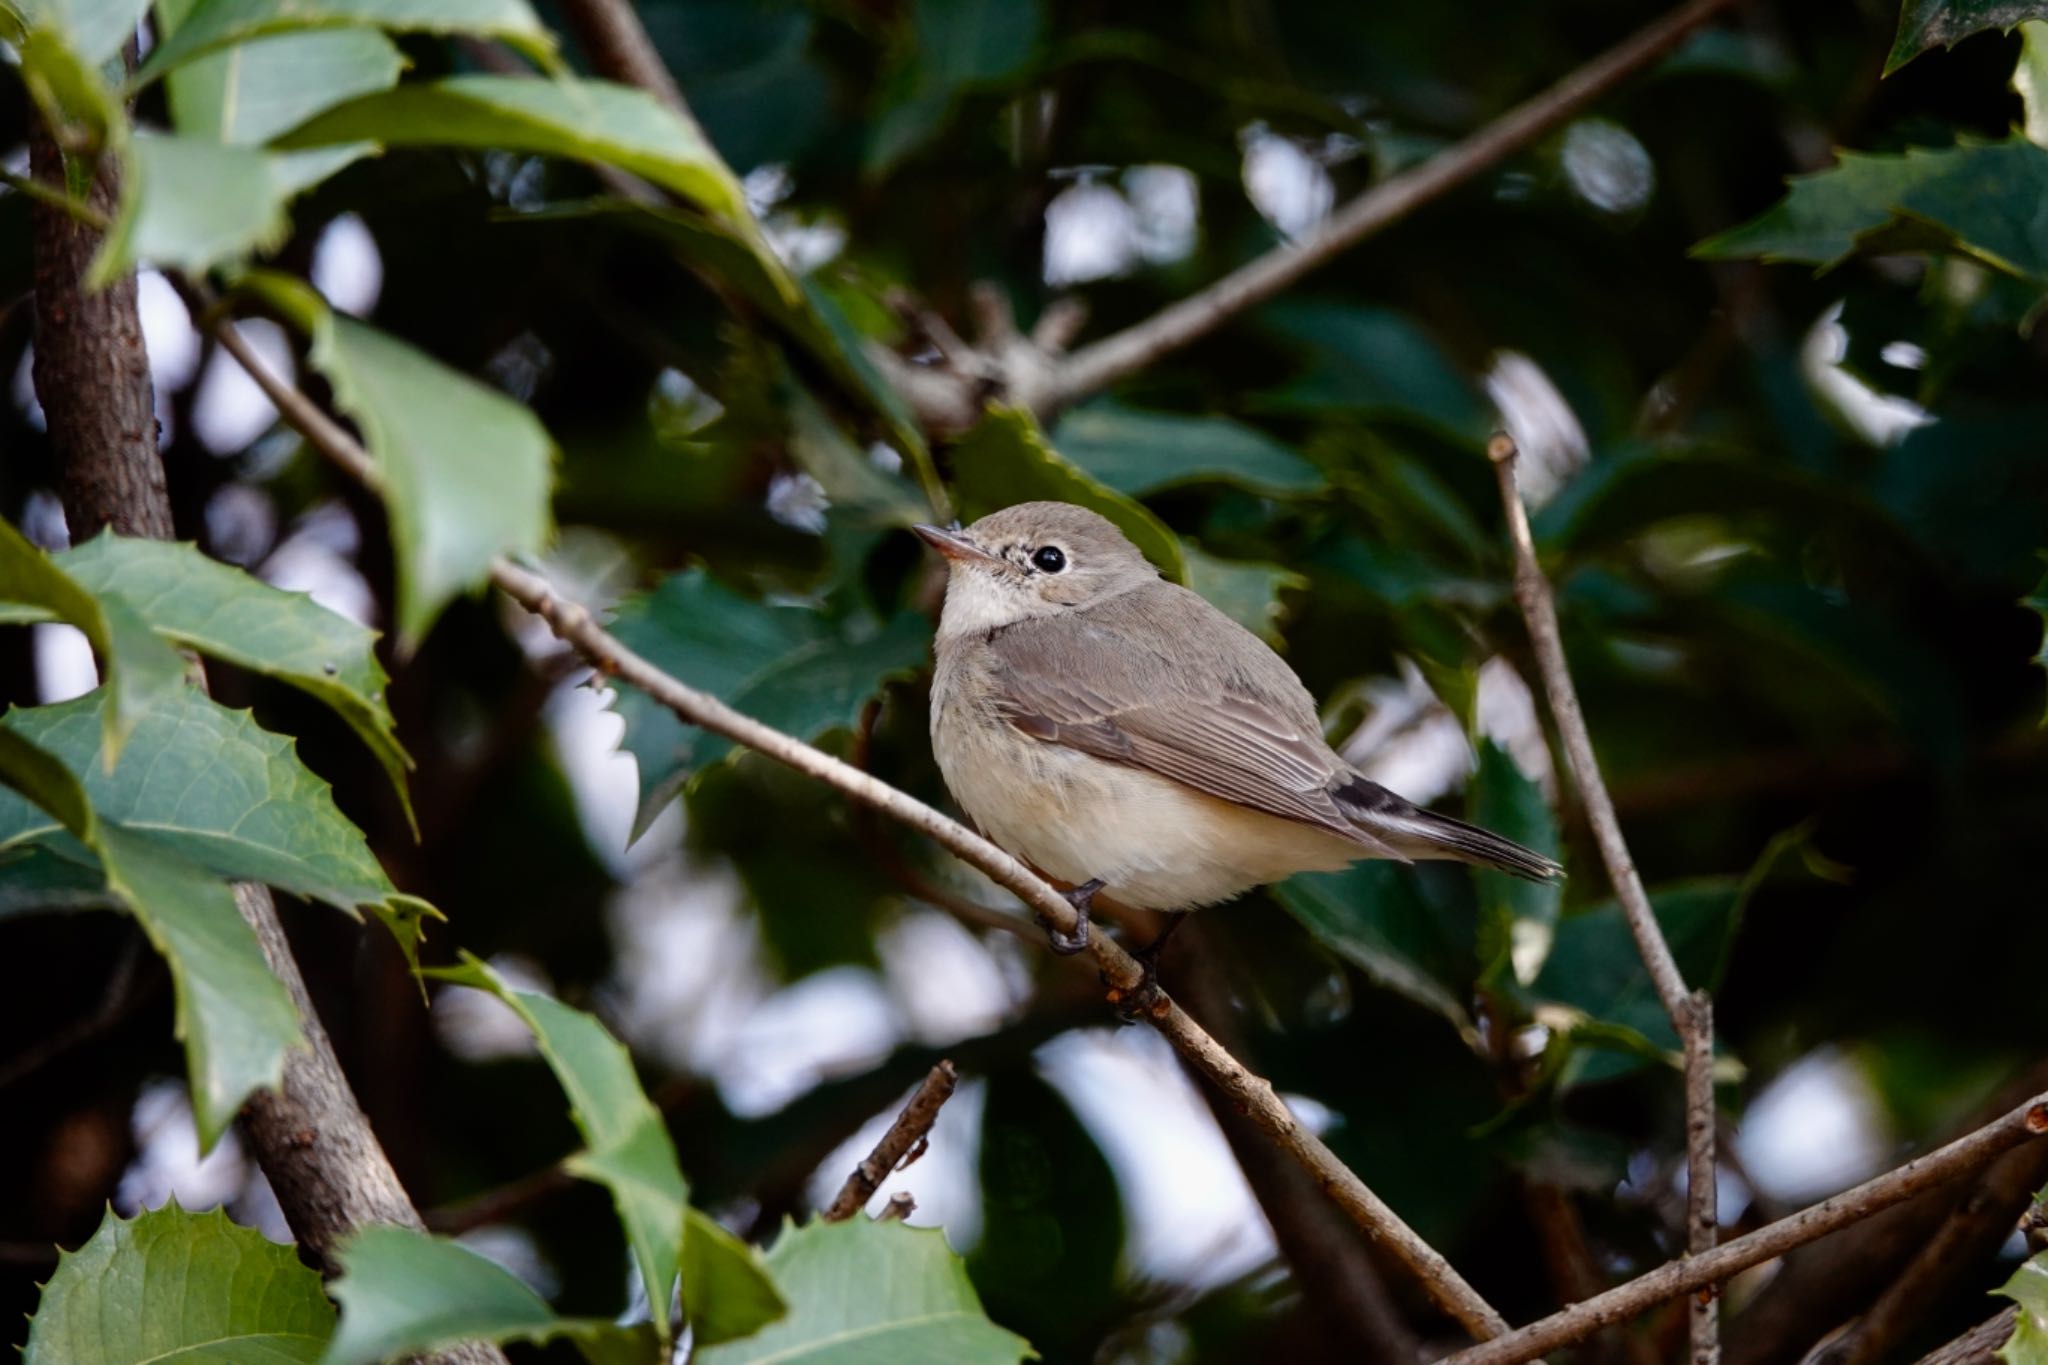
[1039,1027,1275,1288]
[1561,118,1655,215]
[432,953,553,1062]
[1736,1047,1893,1204]
[312,212,383,318]
[711,967,906,1118]
[1241,124,1334,241]
[13,347,44,430]
[807,1077,988,1249]
[193,318,293,454]
[1487,350,1590,509]
[1044,178,1139,287]
[34,623,97,703]
[116,1079,289,1241]
[1342,656,1552,808]
[262,503,376,626]
[137,271,201,392]
[879,909,1028,1045]
[1124,164,1199,264]
[1802,302,1936,447]
[547,679,646,877]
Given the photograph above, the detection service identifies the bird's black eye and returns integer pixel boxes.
[1031,545,1067,573]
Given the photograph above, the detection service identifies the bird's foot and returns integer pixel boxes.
[1036,878,1101,955]
[1106,912,1186,1025]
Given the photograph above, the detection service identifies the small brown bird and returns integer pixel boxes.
[917,501,1559,980]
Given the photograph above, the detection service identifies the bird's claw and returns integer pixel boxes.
[1036,878,1101,955]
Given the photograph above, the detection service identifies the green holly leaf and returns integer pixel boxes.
[429,955,688,1342]
[2,534,414,819]
[697,1217,1032,1365]
[1998,1250,2048,1363]
[24,1202,335,1364]
[1469,739,1562,988]
[1182,546,1304,646]
[1053,403,1325,498]
[0,518,185,762]
[135,0,555,88]
[1888,0,2048,74]
[949,406,1187,582]
[323,1225,656,1365]
[1274,860,1476,1030]
[683,1208,787,1346]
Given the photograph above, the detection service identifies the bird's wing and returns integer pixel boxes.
[985,590,1402,854]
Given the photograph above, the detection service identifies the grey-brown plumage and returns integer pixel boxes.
[918,502,1559,920]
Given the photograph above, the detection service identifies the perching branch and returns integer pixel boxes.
[207,315,1516,1344]
[824,1061,958,1222]
[1913,1309,2019,1365]
[1436,1095,2048,1365]
[31,148,505,1365]
[1490,432,1721,1362]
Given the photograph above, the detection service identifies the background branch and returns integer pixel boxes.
[1913,1309,2018,1365]
[823,1060,957,1222]
[1490,431,1721,1363]
[1439,1095,2048,1365]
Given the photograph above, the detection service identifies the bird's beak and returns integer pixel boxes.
[913,523,1005,569]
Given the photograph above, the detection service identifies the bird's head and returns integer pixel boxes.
[915,501,1159,636]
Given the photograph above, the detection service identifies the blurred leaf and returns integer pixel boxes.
[705,611,930,766]
[2029,566,2048,719]
[950,406,1187,581]
[324,1225,656,1365]
[971,1068,1125,1357]
[867,0,1044,171]
[698,1217,1032,1365]
[1888,0,2048,74]
[431,954,690,1339]
[785,381,929,524]
[0,712,301,1144]
[27,534,413,817]
[0,842,118,917]
[1998,1250,2048,1362]
[136,0,554,87]
[0,687,400,913]
[0,517,185,762]
[2017,21,2048,146]
[24,1202,334,1364]
[1182,546,1303,645]
[164,19,403,144]
[1469,739,1561,988]
[11,22,127,149]
[1697,138,2048,283]
[1053,402,1325,497]
[1256,302,1488,441]
[683,1208,787,1347]
[3,0,149,64]
[1274,861,1474,1030]
[251,275,555,647]
[278,75,761,244]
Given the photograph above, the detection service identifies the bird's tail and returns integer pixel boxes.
[1336,776,1563,883]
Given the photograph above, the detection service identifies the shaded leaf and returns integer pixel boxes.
[252,276,555,647]
[697,1217,1032,1365]
[949,406,1187,581]
[1889,0,2048,74]
[324,1225,655,1365]
[704,611,931,768]
[1469,739,1561,988]
[1274,861,1475,1030]
[136,0,553,87]
[1182,546,1303,646]
[1054,403,1325,497]
[430,955,688,1341]
[0,842,118,917]
[1696,138,2048,283]
[89,131,371,283]
[0,517,185,761]
[1256,302,1488,441]
[9,22,127,149]
[40,534,411,816]
[278,75,758,240]
[683,1207,787,1347]
[1998,1251,2048,1363]
[2017,21,2048,146]
[0,688,398,912]
[167,24,404,144]
[785,381,930,524]
[867,0,1045,170]
[24,1202,334,1364]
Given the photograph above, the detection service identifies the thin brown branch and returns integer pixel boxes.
[211,315,1515,1344]
[1491,430,1720,1362]
[1912,1308,2017,1365]
[554,0,688,116]
[825,1061,958,1222]
[1818,1138,2048,1365]
[1039,0,1746,414]
[36,186,504,1365]
[1436,1095,2048,1365]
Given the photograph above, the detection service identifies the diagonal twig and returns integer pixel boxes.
[1438,1094,2048,1365]
[1490,432,1720,1362]
[203,308,1514,1343]
[1037,0,1747,415]
[825,1061,958,1222]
